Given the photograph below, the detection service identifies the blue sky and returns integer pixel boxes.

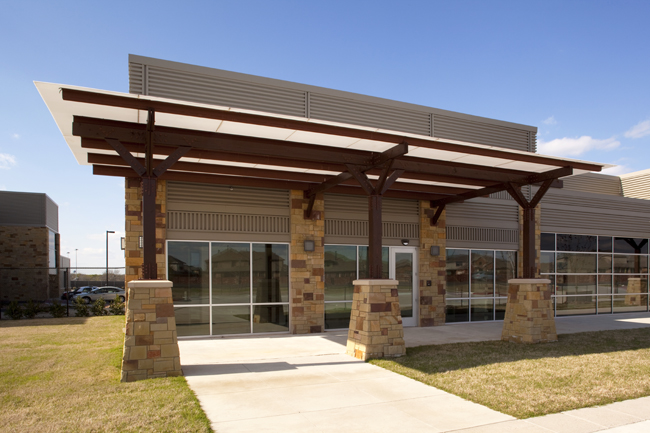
[1,0,649,268]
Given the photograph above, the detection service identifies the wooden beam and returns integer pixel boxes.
[62,88,604,172]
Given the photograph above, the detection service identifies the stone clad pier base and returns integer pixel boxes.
[501,278,557,344]
[346,279,406,360]
[121,280,182,382]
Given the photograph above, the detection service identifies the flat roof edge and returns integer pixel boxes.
[129,54,538,133]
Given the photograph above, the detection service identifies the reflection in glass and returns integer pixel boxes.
[324,302,352,329]
[556,275,596,295]
[325,245,357,301]
[557,234,597,252]
[252,304,289,333]
[556,253,597,273]
[555,295,596,316]
[598,275,612,294]
[495,251,517,297]
[211,243,250,304]
[175,306,210,336]
[394,252,414,318]
[253,244,289,304]
[471,250,494,297]
[495,297,507,320]
[613,255,648,273]
[358,246,389,279]
[598,237,612,253]
[613,294,648,313]
[541,233,555,251]
[446,299,469,323]
[614,238,649,254]
[471,298,494,321]
[212,305,251,335]
[446,249,469,298]
[168,241,210,304]
[541,252,555,274]
[598,255,612,273]
[614,275,647,294]
[598,295,612,313]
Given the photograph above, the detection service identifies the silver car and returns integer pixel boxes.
[74,286,125,304]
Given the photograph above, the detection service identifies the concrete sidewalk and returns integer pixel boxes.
[178,312,650,433]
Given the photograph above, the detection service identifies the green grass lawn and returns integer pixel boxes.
[371,328,650,419]
[0,316,212,432]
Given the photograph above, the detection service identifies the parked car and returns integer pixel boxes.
[73,286,125,304]
[61,286,97,300]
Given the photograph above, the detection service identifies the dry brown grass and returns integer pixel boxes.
[371,328,650,418]
[0,316,212,432]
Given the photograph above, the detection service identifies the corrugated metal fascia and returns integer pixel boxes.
[128,55,538,133]
[309,93,430,136]
[446,198,519,229]
[146,67,306,117]
[561,173,622,196]
[433,114,530,151]
[539,188,650,214]
[129,62,144,95]
[45,195,59,232]
[620,170,650,200]
[324,194,419,223]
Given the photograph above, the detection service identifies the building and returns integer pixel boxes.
[0,191,64,301]
[37,55,650,338]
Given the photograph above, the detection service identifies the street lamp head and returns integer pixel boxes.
[107,230,115,234]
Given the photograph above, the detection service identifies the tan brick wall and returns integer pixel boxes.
[518,204,541,278]
[0,226,51,301]
[418,202,446,326]
[124,178,167,284]
[289,190,325,334]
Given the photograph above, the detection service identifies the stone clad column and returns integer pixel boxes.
[121,280,182,382]
[346,279,406,360]
[502,278,557,343]
[419,201,446,326]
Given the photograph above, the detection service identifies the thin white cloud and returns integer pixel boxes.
[0,185,6,191]
[542,116,557,125]
[0,153,17,169]
[537,136,620,157]
[11,133,20,139]
[624,119,650,139]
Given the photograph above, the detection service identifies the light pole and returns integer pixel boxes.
[106,231,115,285]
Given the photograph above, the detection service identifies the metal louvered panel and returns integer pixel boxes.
[446,198,519,229]
[324,194,419,222]
[145,67,306,117]
[489,190,512,200]
[129,63,144,95]
[325,219,419,239]
[45,196,59,232]
[621,170,650,200]
[434,114,530,152]
[168,211,289,234]
[529,131,537,153]
[0,191,47,227]
[309,94,431,136]
[562,173,622,196]
[447,226,518,244]
[167,182,290,216]
[540,189,650,238]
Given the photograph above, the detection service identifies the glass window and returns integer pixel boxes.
[325,302,352,330]
[212,306,251,335]
[49,230,57,275]
[495,297,507,321]
[211,243,250,304]
[556,253,597,274]
[446,299,469,323]
[358,246,389,279]
[614,275,647,294]
[252,304,289,333]
[598,237,613,253]
[614,238,649,254]
[598,295,612,313]
[253,244,289,304]
[470,298,494,322]
[324,245,357,301]
[495,251,517,297]
[446,249,469,298]
[175,306,210,336]
[598,255,612,273]
[557,234,597,252]
[168,241,210,304]
[613,255,648,273]
[541,233,555,251]
[613,294,648,313]
[556,296,596,316]
[598,275,612,294]
[556,275,597,295]
[471,250,494,297]
[541,252,555,274]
